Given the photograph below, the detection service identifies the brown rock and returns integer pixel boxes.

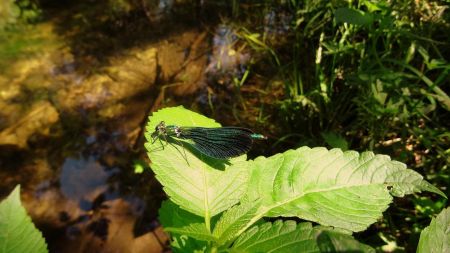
[0,101,59,148]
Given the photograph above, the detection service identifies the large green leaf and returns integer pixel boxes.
[230,221,319,253]
[212,201,261,246]
[145,106,250,218]
[159,200,215,242]
[159,200,261,245]
[230,220,375,253]
[417,206,450,253]
[243,147,445,232]
[315,227,375,252]
[159,201,208,252]
[0,185,48,253]
[171,233,208,253]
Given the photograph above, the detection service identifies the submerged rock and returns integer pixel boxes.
[0,101,59,148]
[54,47,158,116]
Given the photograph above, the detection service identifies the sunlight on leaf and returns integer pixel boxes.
[145,106,250,218]
[417,206,450,253]
[0,185,48,253]
[243,147,446,232]
[159,200,215,242]
[231,221,318,253]
[212,201,261,245]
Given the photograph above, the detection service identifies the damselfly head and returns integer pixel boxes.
[151,121,167,142]
[156,121,166,131]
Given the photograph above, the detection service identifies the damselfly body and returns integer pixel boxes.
[151,121,267,159]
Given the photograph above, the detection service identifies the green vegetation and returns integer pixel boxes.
[237,0,449,150]
[0,0,448,251]
[145,106,446,252]
[142,2,449,251]
[221,1,450,249]
[0,0,41,29]
[0,185,48,253]
[417,206,450,252]
[0,0,21,29]
[0,0,49,72]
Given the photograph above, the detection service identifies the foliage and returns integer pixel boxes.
[0,0,45,71]
[145,106,445,252]
[0,185,48,253]
[236,0,450,164]
[0,0,41,29]
[0,0,20,29]
[15,0,42,23]
[228,2,450,248]
[417,206,450,253]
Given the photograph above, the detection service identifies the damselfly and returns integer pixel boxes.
[151,121,267,159]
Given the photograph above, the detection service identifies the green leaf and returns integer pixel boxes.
[0,185,48,253]
[212,201,261,245]
[133,160,146,174]
[230,221,319,253]
[230,220,375,253]
[362,0,384,12]
[244,147,445,232]
[334,7,373,26]
[417,206,450,253]
[315,227,375,252]
[159,200,215,242]
[145,106,250,218]
[171,235,207,253]
[321,132,349,151]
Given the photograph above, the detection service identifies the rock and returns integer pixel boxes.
[157,30,208,96]
[54,47,158,115]
[0,101,59,148]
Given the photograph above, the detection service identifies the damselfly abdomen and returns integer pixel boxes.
[151,121,267,159]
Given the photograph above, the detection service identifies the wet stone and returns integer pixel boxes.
[0,101,59,148]
[54,47,158,117]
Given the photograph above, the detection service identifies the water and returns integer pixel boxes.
[0,1,285,251]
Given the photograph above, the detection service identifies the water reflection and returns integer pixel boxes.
[59,156,118,205]
[142,0,174,22]
[0,1,279,252]
[263,8,292,40]
[206,24,250,86]
[29,150,166,252]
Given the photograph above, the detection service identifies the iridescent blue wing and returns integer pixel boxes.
[180,127,254,159]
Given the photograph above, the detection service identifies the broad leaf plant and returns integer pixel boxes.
[145,106,446,252]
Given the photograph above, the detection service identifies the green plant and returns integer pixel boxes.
[0,185,48,253]
[15,0,42,24]
[233,1,450,153]
[0,0,21,29]
[145,106,446,252]
[417,206,450,253]
[0,0,41,29]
